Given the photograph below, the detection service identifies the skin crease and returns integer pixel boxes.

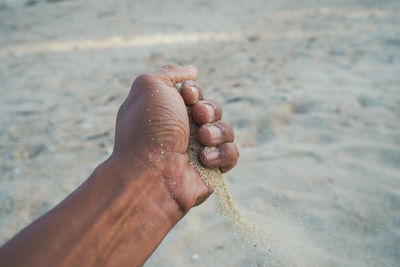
[0,64,239,267]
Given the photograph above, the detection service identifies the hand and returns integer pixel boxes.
[0,65,239,267]
[111,65,239,212]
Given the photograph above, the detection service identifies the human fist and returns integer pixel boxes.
[111,65,239,212]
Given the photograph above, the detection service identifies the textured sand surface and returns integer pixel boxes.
[1,0,400,266]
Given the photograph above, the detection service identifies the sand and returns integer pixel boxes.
[1,0,400,266]
[176,82,264,249]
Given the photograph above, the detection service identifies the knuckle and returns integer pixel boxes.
[231,160,238,169]
[217,120,232,134]
[233,149,239,165]
[231,144,239,162]
[221,143,236,161]
[206,99,222,118]
[217,120,229,128]
[231,144,240,163]
[202,99,221,113]
[134,73,154,85]
[206,98,220,109]
[117,99,128,116]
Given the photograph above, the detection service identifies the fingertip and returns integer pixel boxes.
[219,142,239,167]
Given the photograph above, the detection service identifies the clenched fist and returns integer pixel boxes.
[111,64,239,212]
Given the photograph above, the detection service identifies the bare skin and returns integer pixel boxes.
[0,65,239,267]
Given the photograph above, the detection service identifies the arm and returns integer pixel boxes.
[0,160,183,266]
[0,65,239,267]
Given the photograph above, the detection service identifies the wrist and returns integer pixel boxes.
[104,152,199,213]
[96,155,186,221]
[83,158,185,266]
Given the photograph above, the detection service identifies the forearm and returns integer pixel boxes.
[0,64,239,267]
[0,158,184,267]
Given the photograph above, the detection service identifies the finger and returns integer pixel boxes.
[197,120,234,146]
[152,64,198,85]
[199,143,239,173]
[191,99,222,125]
[180,81,204,105]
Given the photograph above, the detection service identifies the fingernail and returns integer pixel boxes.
[203,104,215,121]
[205,150,219,161]
[189,86,199,101]
[207,125,221,142]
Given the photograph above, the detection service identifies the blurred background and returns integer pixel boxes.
[0,0,399,266]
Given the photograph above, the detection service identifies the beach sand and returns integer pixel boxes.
[1,0,400,266]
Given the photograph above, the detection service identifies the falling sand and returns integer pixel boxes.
[175,83,267,250]
[174,83,328,266]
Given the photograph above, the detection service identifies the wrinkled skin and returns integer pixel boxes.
[112,64,239,212]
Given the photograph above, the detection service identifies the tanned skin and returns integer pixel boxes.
[0,65,239,267]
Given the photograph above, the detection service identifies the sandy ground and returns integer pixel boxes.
[1,0,400,266]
